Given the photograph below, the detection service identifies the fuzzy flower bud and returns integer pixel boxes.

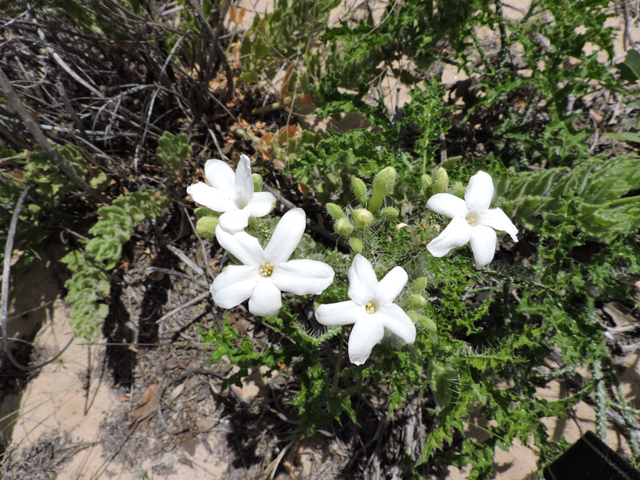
[334,217,354,236]
[378,206,399,220]
[421,174,432,194]
[407,294,427,309]
[450,181,465,199]
[194,207,219,218]
[412,276,428,293]
[349,237,363,254]
[326,203,345,220]
[351,177,368,206]
[251,173,263,192]
[196,216,219,238]
[369,166,396,212]
[352,208,374,227]
[408,310,437,332]
[432,167,449,194]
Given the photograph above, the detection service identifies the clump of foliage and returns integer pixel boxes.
[61,191,168,339]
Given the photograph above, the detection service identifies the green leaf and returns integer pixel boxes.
[617,49,640,83]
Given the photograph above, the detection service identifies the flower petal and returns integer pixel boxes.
[375,266,408,305]
[426,193,468,218]
[271,259,335,295]
[427,216,472,257]
[218,207,251,233]
[465,171,494,212]
[315,300,363,326]
[469,225,497,269]
[210,265,258,309]
[186,182,236,212]
[215,226,264,266]
[264,208,306,265]
[247,192,276,218]
[348,254,379,305]
[348,316,385,365]
[204,159,236,196]
[248,279,282,317]
[479,207,518,242]
[379,303,416,344]
[235,154,254,206]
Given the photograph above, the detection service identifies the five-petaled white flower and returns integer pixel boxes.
[315,254,416,365]
[187,154,276,233]
[211,208,335,317]
[426,171,518,269]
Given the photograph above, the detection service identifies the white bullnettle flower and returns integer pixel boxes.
[315,254,416,365]
[426,171,518,269]
[187,154,276,233]
[211,208,335,317]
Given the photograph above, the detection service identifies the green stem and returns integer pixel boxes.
[607,194,640,207]
[332,329,344,393]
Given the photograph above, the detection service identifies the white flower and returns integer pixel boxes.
[211,208,335,317]
[315,254,416,365]
[426,171,518,269]
[187,154,275,233]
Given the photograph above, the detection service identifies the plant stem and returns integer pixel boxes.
[593,358,608,441]
[332,329,344,393]
[606,356,640,458]
[607,194,640,207]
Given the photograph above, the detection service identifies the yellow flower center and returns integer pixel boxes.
[259,262,274,277]
[365,301,378,314]
[466,214,478,227]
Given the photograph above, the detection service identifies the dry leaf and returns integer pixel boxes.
[177,432,196,456]
[281,64,295,97]
[298,182,310,196]
[196,418,217,432]
[298,93,313,106]
[168,383,185,402]
[277,125,298,146]
[603,301,637,327]
[129,383,158,434]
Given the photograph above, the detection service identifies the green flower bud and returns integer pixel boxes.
[369,166,396,212]
[194,207,220,218]
[421,174,432,194]
[351,177,368,206]
[407,294,427,309]
[412,276,428,293]
[432,167,449,194]
[196,216,219,238]
[408,310,437,332]
[450,181,465,198]
[352,208,374,227]
[326,203,345,220]
[378,206,399,220]
[349,237,363,254]
[251,173,263,192]
[334,218,354,237]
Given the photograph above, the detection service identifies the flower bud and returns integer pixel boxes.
[326,203,345,219]
[352,208,374,227]
[349,237,363,254]
[194,207,219,218]
[421,174,432,194]
[432,167,449,194]
[412,276,428,293]
[334,218,354,236]
[407,294,427,309]
[351,177,368,206]
[378,206,399,220]
[251,173,263,192]
[450,181,465,198]
[408,310,437,332]
[369,166,396,212]
[196,216,219,238]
